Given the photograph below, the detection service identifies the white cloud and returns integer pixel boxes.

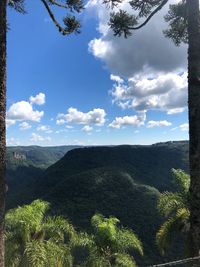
[82,125,93,133]
[37,125,52,133]
[30,133,51,142]
[110,74,124,84]
[7,137,20,146]
[111,72,187,114]
[29,93,45,105]
[147,120,172,128]
[89,38,112,59]
[57,107,106,126]
[180,123,189,131]
[88,0,187,77]
[171,123,189,132]
[6,119,16,128]
[7,101,44,122]
[87,0,188,119]
[56,118,66,125]
[109,113,146,129]
[65,125,74,129]
[19,122,32,130]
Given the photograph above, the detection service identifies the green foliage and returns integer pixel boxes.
[8,0,26,13]
[156,169,190,255]
[7,142,189,265]
[5,200,76,267]
[5,201,142,267]
[91,213,143,258]
[164,0,188,46]
[114,253,136,267]
[85,213,142,267]
[109,10,137,38]
[7,0,84,35]
[106,0,188,46]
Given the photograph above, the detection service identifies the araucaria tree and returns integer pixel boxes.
[106,0,200,256]
[0,0,84,266]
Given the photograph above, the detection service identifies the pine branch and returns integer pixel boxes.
[40,0,70,35]
[129,0,169,30]
[48,0,68,8]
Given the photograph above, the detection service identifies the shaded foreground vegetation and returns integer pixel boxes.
[5,200,143,267]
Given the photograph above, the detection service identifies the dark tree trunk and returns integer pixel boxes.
[187,0,200,257]
[0,0,6,266]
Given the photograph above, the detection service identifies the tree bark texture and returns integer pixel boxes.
[0,0,6,266]
[187,0,200,257]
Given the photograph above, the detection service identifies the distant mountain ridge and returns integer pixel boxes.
[7,145,82,169]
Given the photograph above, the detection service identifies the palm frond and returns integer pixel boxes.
[156,208,190,255]
[114,253,137,267]
[25,240,47,267]
[43,215,75,243]
[172,168,190,193]
[157,191,186,217]
[116,228,143,256]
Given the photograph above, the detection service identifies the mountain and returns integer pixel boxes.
[6,145,81,208]
[7,145,81,169]
[6,141,189,265]
[36,141,189,196]
[27,141,188,265]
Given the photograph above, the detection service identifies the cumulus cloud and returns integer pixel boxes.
[7,101,44,122]
[88,0,187,77]
[7,137,20,146]
[147,120,172,128]
[37,125,52,133]
[109,113,146,129]
[30,133,51,142]
[171,123,189,132]
[82,125,93,133]
[110,74,124,84]
[87,0,188,120]
[19,122,32,130]
[111,72,187,114]
[29,93,45,105]
[57,107,106,126]
[6,119,16,128]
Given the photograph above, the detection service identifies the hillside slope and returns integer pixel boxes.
[36,141,189,196]
[6,145,81,208]
[30,141,189,265]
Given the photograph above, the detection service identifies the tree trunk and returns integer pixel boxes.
[187,0,200,257]
[0,0,7,266]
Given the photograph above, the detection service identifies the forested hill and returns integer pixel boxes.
[7,145,81,169]
[6,141,189,265]
[6,145,81,209]
[36,140,189,196]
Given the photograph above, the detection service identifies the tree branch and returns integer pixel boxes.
[129,0,169,30]
[48,0,67,9]
[40,0,69,35]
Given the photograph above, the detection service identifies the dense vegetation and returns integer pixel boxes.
[7,146,81,169]
[6,146,80,208]
[6,141,189,265]
[5,200,142,267]
[156,169,190,256]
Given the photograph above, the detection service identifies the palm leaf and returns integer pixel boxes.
[114,253,137,267]
[157,191,186,217]
[116,228,143,256]
[172,168,190,193]
[156,208,189,255]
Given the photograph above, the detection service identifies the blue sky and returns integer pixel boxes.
[6,0,189,146]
